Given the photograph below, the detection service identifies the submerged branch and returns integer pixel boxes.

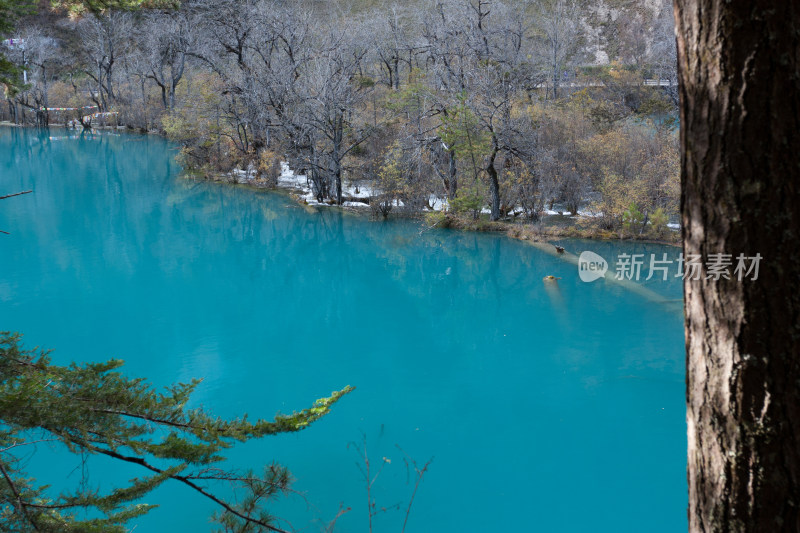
[0,191,32,200]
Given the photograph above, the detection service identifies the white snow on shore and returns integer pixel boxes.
[277,163,308,189]
[429,195,448,211]
[229,163,678,230]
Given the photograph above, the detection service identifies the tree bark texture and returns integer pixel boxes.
[674,1,800,531]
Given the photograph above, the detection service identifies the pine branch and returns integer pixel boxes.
[0,460,41,532]
[0,333,353,531]
[85,444,290,533]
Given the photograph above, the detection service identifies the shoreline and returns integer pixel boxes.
[2,121,681,249]
[195,160,682,249]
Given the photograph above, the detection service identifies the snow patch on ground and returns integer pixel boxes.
[230,163,672,229]
[269,162,375,209]
[429,195,448,211]
[277,163,309,190]
[231,165,257,181]
[343,182,377,199]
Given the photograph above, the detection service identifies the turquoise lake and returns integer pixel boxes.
[0,127,687,532]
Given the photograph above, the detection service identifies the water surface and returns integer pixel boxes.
[0,127,686,532]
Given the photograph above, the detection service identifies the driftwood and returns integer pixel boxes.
[1,190,33,234]
[0,190,32,200]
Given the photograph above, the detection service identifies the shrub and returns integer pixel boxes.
[449,180,484,220]
[648,207,669,237]
[258,149,282,187]
[424,211,448,228]
[622,203,646,235]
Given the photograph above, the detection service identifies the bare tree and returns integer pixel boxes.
[461,0,543,220]
[417,0,485,201]
[297,30,376,204]
[370,4,418,90]
[531,0,582,100]
[8,26,58,126]
[77,10,133,111]
[648,0,678,105]
[141,7,197,111]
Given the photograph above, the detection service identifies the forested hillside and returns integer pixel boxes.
[3,0,679,235]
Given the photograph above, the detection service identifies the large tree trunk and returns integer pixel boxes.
[448,148,457,200]
[333,113,344,205]
[674,1,800,531]
[486,145,500,221]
